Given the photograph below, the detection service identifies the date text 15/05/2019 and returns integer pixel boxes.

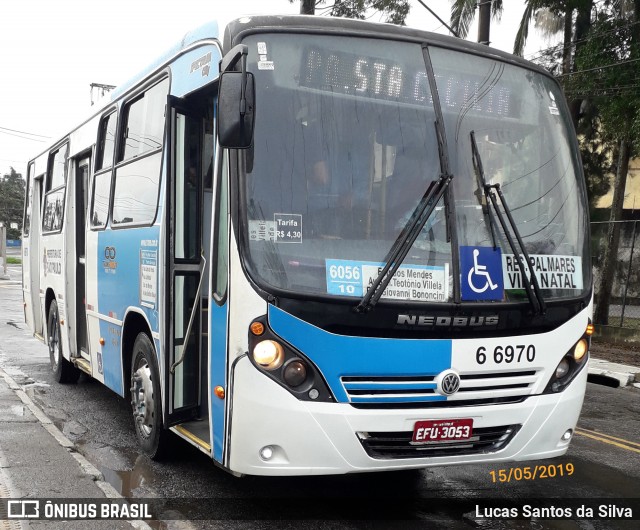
[489,463,573,483]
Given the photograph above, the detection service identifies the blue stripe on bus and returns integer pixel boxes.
[99,319,123,393]
[349,395,445,404]
[210,300,227,463]
[268,306,452,403]
[97,227,160,395]
[342,382,438,391]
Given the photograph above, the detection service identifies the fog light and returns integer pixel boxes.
[562,429,573,441]
[573,338,588,362]
[283,360,307,387]
[260,446,274,460]
[253,340,284,370]
[309,388,319,400]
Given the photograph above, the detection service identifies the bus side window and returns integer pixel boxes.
[96,111,117,172]
[43,143,68,233]
[23,162,34,236]
[91,112,117,229]
[112,78,169,226]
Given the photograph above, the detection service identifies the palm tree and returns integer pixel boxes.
[450,1,589,59]
[289,0,410,23]
[450,0,503,41]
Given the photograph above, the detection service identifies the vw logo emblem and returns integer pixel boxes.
[437,370,461,396]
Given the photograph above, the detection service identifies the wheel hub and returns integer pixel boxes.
[131,362,154,436]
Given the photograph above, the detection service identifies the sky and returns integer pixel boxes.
[0,0,553,179]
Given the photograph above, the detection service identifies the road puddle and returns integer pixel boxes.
[76,445,174,528]
[98,450,155,498]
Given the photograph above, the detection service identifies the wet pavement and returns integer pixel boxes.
[0,274,639,528]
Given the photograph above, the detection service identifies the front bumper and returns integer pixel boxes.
[228,356,587,476]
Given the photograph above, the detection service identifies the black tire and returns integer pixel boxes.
[130,332,169,459]
[47,299,80,384]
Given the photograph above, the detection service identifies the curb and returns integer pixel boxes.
[0,366,153,530]
[588,358,640,388]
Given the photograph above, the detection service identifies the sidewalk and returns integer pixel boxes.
[587,357,640,389]
[0,366,148,529]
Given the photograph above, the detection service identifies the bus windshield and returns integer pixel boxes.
[240,33,589,305]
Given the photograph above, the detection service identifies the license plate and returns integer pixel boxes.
[412,418,473,443]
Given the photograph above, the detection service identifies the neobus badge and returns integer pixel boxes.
[397,314,500,327]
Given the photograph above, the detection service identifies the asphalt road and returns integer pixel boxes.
[0,276,639,528]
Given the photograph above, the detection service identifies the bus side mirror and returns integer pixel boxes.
[218,71,255,149]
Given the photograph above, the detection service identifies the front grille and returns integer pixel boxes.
[342,375,439,404]
[341,370,539,407]
[350,396,527,409]
[358,424,521,459]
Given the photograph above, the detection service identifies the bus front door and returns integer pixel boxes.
[75,156,90,359]
[31,175,44,337]
[165,97,205,430]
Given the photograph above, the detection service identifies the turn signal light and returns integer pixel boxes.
[214,386,225,399]
[99,338,105,346]
[250,321,265,336]
[586,324,594,336]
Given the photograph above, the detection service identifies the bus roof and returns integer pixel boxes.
[223,14,548,76]
[110,20,221,102]
[29,14,550,165]
[28,21,221,164]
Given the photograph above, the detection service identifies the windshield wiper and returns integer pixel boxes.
[470,131,546,315]
[355,167,452,313]
[355,48,459,313]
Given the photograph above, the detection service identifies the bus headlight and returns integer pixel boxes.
[247,317,334,403]
[544,334,590,394]
[573,339,588,362]
[283,359,308,387]
[253,340,284,370]
[555,358,570,379]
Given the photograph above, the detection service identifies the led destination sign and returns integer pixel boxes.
[299,46,517,118]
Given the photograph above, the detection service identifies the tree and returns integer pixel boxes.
[299,0,315,14]
[564,1,640,324]
[450,0,504,42]
[289,0,410,24]
[449,0,593,63]
[0,168,25,240]
[575,100,614,213]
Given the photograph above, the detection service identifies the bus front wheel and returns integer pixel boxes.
[130,332,168,459]
[47,299,80,384]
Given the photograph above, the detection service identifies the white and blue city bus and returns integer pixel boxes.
[22,15,592,476]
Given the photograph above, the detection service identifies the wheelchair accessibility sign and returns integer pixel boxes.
[460,246,504,301]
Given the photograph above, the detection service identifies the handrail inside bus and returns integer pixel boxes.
[170,253,207,374]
